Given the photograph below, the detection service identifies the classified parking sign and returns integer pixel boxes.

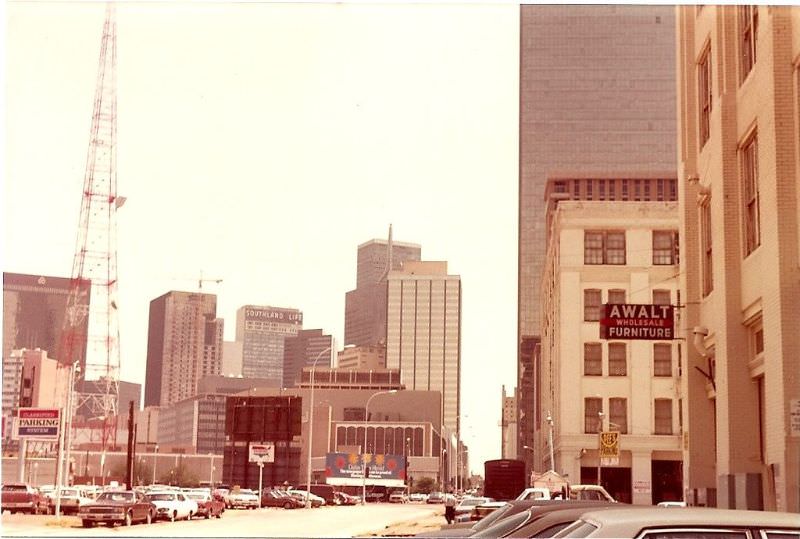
[14,408,60,440]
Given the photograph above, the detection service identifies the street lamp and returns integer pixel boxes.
[152,445,159,485]
[546,412,555,472]
[362,390,398,505]
[597,411,604,487]
[404,437,411,497]
[306,346,332,509]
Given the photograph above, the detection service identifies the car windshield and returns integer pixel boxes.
[238,489,255,495]
[96,492,134,503]
[459,498,486,506]
[2,485,27,492]
[148,493,176,501]
[60,489,79,497]
[187,493,207,500]
[472,503,512,532]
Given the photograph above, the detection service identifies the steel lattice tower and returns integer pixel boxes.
[59,3,121,453]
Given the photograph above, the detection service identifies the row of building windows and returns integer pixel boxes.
[584,230,678,266]
[551,178,678,202]
[583,342,674,377]
[583,289,672,321]
[584,397,675,435]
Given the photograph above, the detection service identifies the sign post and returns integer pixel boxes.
[249,443,275,507]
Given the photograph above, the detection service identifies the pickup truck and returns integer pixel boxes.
[1,483,48,514]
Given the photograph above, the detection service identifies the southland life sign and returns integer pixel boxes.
[600,303,674,340]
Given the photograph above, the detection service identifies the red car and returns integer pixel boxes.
[184,491,224,519]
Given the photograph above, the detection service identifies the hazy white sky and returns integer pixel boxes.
[3,1,520,472]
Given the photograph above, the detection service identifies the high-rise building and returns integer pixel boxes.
[3,272,90,371]
[676,5,799,512]
[236,305,302,386]
[501,385,517,460]
[221,340,243,377]
[282,328,333,388]
[386,261,461,435]
[540,177,681,505]
[518,4,676,476]
[144,291,223,407]
[344,235,421,347]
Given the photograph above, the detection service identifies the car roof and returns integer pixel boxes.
[506,504,622,538]
[578,507,800,536]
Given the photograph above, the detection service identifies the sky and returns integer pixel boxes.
[3,1,520,474]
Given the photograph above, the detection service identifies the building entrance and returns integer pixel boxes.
[580,466,631,504]
[652,460,682,504]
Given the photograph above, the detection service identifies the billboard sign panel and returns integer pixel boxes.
[14,408,61,440]
[244,306,302,325]
[324,452,405,487]
[249,442,275,464]
[600,303,674,340]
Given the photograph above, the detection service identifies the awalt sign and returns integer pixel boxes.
[600,303,674,340]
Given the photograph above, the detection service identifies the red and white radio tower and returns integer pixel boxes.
[59,3,122,458]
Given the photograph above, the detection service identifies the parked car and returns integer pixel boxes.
[408,492,428,503]
[552,507,800,538]
[364,491,385,503]
[1,483,48,515]
[454,496,494,522]
[287,489,325,507]
[469,501,507,522]
[146,490,198,521]
[389,491,409,503]
[226,488,260,509]
[46,487,94,515]
[333,491,359,506]
[427,491,445,503]
[77,490,155,528]
[184,490,224,518]
[261,490,304,509]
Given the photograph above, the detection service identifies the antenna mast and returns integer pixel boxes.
[59,3,121,458]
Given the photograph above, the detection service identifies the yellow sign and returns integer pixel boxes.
[599,431,619,458]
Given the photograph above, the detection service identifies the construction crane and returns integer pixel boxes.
[198,272,223,291]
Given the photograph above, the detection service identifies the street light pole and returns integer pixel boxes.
[305,346,332,509]
[153,445,158,485]
[362,390,397,505]
[546,412,555,472]
[597,411,604,487]
[405,437,411,497]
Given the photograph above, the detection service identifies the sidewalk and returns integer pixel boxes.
[357,505,446,537]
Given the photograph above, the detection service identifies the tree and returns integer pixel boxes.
[412,476,437,494]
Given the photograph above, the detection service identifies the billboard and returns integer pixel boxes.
[13,408,61,440]
[244,306,302,325]
[249,442,275,464]
[324,452,406,487]
[600,303,674,340]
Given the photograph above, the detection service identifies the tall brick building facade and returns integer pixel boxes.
[676,5,800,512]
[518,5,677,478]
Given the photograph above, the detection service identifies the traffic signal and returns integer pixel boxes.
[365,467,370,478]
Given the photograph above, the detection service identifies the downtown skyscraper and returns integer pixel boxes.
[236,305,302,386]
[344,232,421,347]
[144,291,224,407]
[385,261,461,435]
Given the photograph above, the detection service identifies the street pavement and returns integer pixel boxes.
[1,503,444,538]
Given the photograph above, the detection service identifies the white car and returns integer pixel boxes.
[145,490,198,521]
[408,493,427,503]
[226,488,260,509]
[47,487,94,515]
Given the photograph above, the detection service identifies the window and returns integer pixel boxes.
[598,180,606,200]
[587,180,594,200]
[608,343,627,376]
[653,289,671,306]
[607,289,626,305]
[573,180,581,200]
[609,180,616,200]
[654,399,673,435]
[741,132,760,255]
[739,5,758,81]
[653,231,678,265]
[621,179,629,201]
[584,343,602,376]
[584,232,604,264]
[701,199,714,296]
[657,179,665,201]
[609,398,628,433]
[585,231,626,265]
[669,179,677,201]
[634,180,642,201]
[644,181,651,200]
[698,44,712,147]
[584,398,602,434]
[584,289,602,321]
[654,343,672,377]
